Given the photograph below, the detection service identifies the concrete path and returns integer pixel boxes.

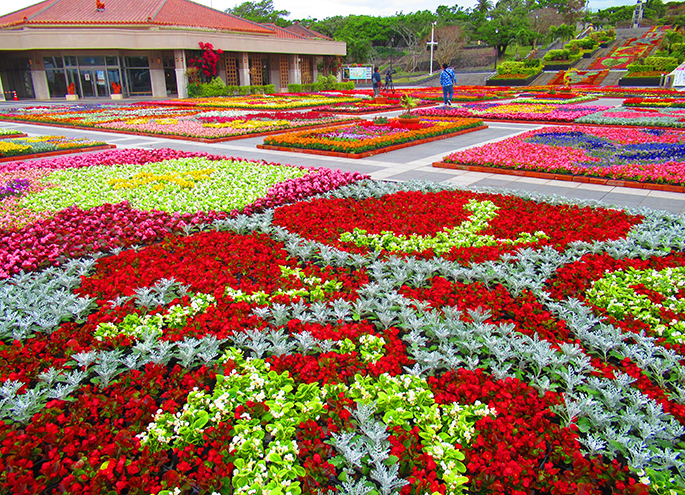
[1,104,685,215]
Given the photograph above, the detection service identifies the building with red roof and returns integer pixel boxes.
[0,0,345,100]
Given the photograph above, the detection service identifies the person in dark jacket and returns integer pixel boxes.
[372,67,382,97]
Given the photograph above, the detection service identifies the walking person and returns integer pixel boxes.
[372,67,382,98]
[440,63,456,106]
[385,69,394,92]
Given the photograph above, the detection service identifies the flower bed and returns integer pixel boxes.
[0,105,356,141]
[581,86,684,98]
[414,102,612,123]
[624,97,685,108]
[0,148,366,272]
[0,128,25,138]
[588,26,665,70]
[310,99,407,114]
[546,70,610,86]
[155,94,357,110]
[575,107,685,127]
[0,135,112,160]
[259,118,485,157]
[6,175,685,494]
[438,125,685,186]
[514,95,597,105]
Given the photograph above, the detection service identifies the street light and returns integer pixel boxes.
[429,21,438,76]
[389,37,395,92]
[494,28,499,72]
[390,37,394,76]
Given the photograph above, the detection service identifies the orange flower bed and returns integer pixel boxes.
[262,118,483,154]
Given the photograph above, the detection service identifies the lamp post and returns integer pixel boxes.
[429,21,438,76]
[390,36,394,77]
[494,28,499,72]
[389,36,395,92]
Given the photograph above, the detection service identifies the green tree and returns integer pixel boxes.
[664,29,684,52]
[548,22,575,42]
[435,5,472,24]
[226,0,290,25]
[476,0,531,57]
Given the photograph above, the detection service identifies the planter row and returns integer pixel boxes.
[0,144,117,163]
[0,119,363,143]
[486,73,540,86]
[432,160,685,193]
[618,77,663,87]
[257,124,489,159]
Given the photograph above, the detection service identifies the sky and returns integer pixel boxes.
[0,0,643,21]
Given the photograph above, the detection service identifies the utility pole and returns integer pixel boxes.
[428,21,438,75]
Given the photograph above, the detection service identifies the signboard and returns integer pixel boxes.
[343,66,372,80]
[674,66,685,88]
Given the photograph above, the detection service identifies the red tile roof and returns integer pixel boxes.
[262,23,308,40]
[282,21,332,40]
[0,0,274,33]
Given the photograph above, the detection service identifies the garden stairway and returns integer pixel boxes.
[574,41,618,70]
[600,70,627,86]
[529,72,558,85]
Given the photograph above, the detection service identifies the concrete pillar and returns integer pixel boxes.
[30,57,50,100]
[312,56,321,83]
[0,76,5,101]
[289,55,300,85]
[148,53,166,97]
[174,49,187,98]
[268,55,279,91]
[238,52,250,86]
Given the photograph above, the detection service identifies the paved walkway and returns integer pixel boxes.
[1,101,685,215]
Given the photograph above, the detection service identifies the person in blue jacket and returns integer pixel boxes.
[372,67,382,97]
[440,63,457,106]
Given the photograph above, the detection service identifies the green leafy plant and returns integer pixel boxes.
[399,95,418,117]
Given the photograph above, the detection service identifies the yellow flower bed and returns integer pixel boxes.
[202,119,291,129]
[195,95,356,109]
[0,142,31,156]
[109,168,215,190]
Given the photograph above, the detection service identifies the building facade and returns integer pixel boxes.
[0,0,345,100]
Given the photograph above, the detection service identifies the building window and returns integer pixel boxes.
[41,55,122,98]
[248,55,263,86]
[225,53,239,86]
[262,57,270,86]
[163,57,177,95]
[279,55,289,90]
[0,58,35,99]
[78,56,106,67]
[123,56,152,96]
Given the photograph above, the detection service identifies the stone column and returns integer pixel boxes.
[289,55,300,85]
[174,49,187,98]
[30,57,50,100]
[268,55,279,91]
[149,53,167,97]
[238,52,250,87]
[0,76,5,101]
[312,56,321,83]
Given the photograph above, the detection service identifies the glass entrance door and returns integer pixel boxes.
[80,70,96,97]
[95,69,109,96]
[78,68,110,97]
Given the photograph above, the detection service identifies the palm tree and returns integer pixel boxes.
[664,29,684,53]
[476,0,493,14]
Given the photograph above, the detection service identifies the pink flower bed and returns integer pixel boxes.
[443,125,685,185]
[415,103,612,122]
[0,149,367,277]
